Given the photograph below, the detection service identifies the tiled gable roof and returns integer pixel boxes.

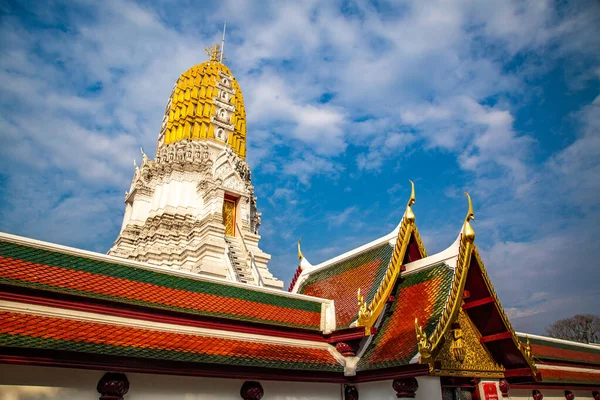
[297,242,394,329]
[358,263,454,370]
[0,239,324,331]
[535,366,600,385]
[0,311,342,371]
[518,334,600,365]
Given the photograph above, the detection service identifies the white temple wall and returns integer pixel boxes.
[0,365,342,400]
[357,376,442,400]
[150,180,202,214]
[120,202,133,232]
[130,195,152,223]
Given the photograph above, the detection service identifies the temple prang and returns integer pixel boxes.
[108,49,282,289]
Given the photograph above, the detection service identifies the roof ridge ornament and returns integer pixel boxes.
[405,180,416,223]
[298,238,304,260]
[463,192,475,242]
[356,181,426,335]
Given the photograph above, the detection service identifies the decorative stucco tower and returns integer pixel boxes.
[109,44,283,289]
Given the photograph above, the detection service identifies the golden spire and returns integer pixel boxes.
[463,192,475,242]
[297,238,304,260]
[162,42,246,158]
[204,44,225,62]
[405,180,416,223]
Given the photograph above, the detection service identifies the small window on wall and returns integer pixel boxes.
[217,129,224,140]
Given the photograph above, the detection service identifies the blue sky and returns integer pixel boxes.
[0,0,599,334]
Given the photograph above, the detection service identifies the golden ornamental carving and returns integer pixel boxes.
[450,326,466,363]
[419,192,537,379]
[431,310,504,378]
[356,182,427,335]
[223,199,236,236]
[204,44,224,62]
[523,336,532,359]
[415,318,432,360]
[425,193,477,359]
[357,288,371,321]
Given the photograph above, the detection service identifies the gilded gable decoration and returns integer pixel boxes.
[414,193,538,379]
[356,181,426,335]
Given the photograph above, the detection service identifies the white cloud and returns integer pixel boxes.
[327,206,358,227]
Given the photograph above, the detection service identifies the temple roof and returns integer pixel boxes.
[516,333,600,386]
[297,235,395,329]
[0,304,342,373]
[0,233,332,332]
[294,182,427,335]
[358,261,455,370]
[1,190,597,383]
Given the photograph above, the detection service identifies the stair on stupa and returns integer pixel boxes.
[224,235,255,285]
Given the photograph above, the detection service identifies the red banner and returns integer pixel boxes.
[482,383,499,400]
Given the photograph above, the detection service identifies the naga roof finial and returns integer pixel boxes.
[463,192,475,242]
[405,180,416,223]
[297,238,304,260]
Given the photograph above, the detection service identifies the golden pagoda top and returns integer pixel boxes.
[157,43,247,159]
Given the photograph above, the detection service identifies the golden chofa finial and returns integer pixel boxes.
[297,238,304,260]
[405,180,416,223]
[463,192,475,242]
[204,44,224,62]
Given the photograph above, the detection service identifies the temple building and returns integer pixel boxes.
[0,45,598,400]
[108,44,282,289]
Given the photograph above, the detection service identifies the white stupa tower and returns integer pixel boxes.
[109,44,283,289]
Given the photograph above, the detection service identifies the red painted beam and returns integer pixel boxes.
[504,368,536,378]
[325,328,367,343]
[462,296,495,310]
[480,331,513,343]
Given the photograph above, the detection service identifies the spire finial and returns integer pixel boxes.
[220,21,227,63]
[405,180,416,223]
[463,192,475,242]
[297,238,304,260]
[204,44,221,62]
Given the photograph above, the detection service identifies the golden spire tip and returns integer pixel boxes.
[297,238,304,260]
[405,180,416,222]
[408,180,415,207]
[463,192,475,242]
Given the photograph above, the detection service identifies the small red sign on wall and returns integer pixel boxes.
[482,383,499,400]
